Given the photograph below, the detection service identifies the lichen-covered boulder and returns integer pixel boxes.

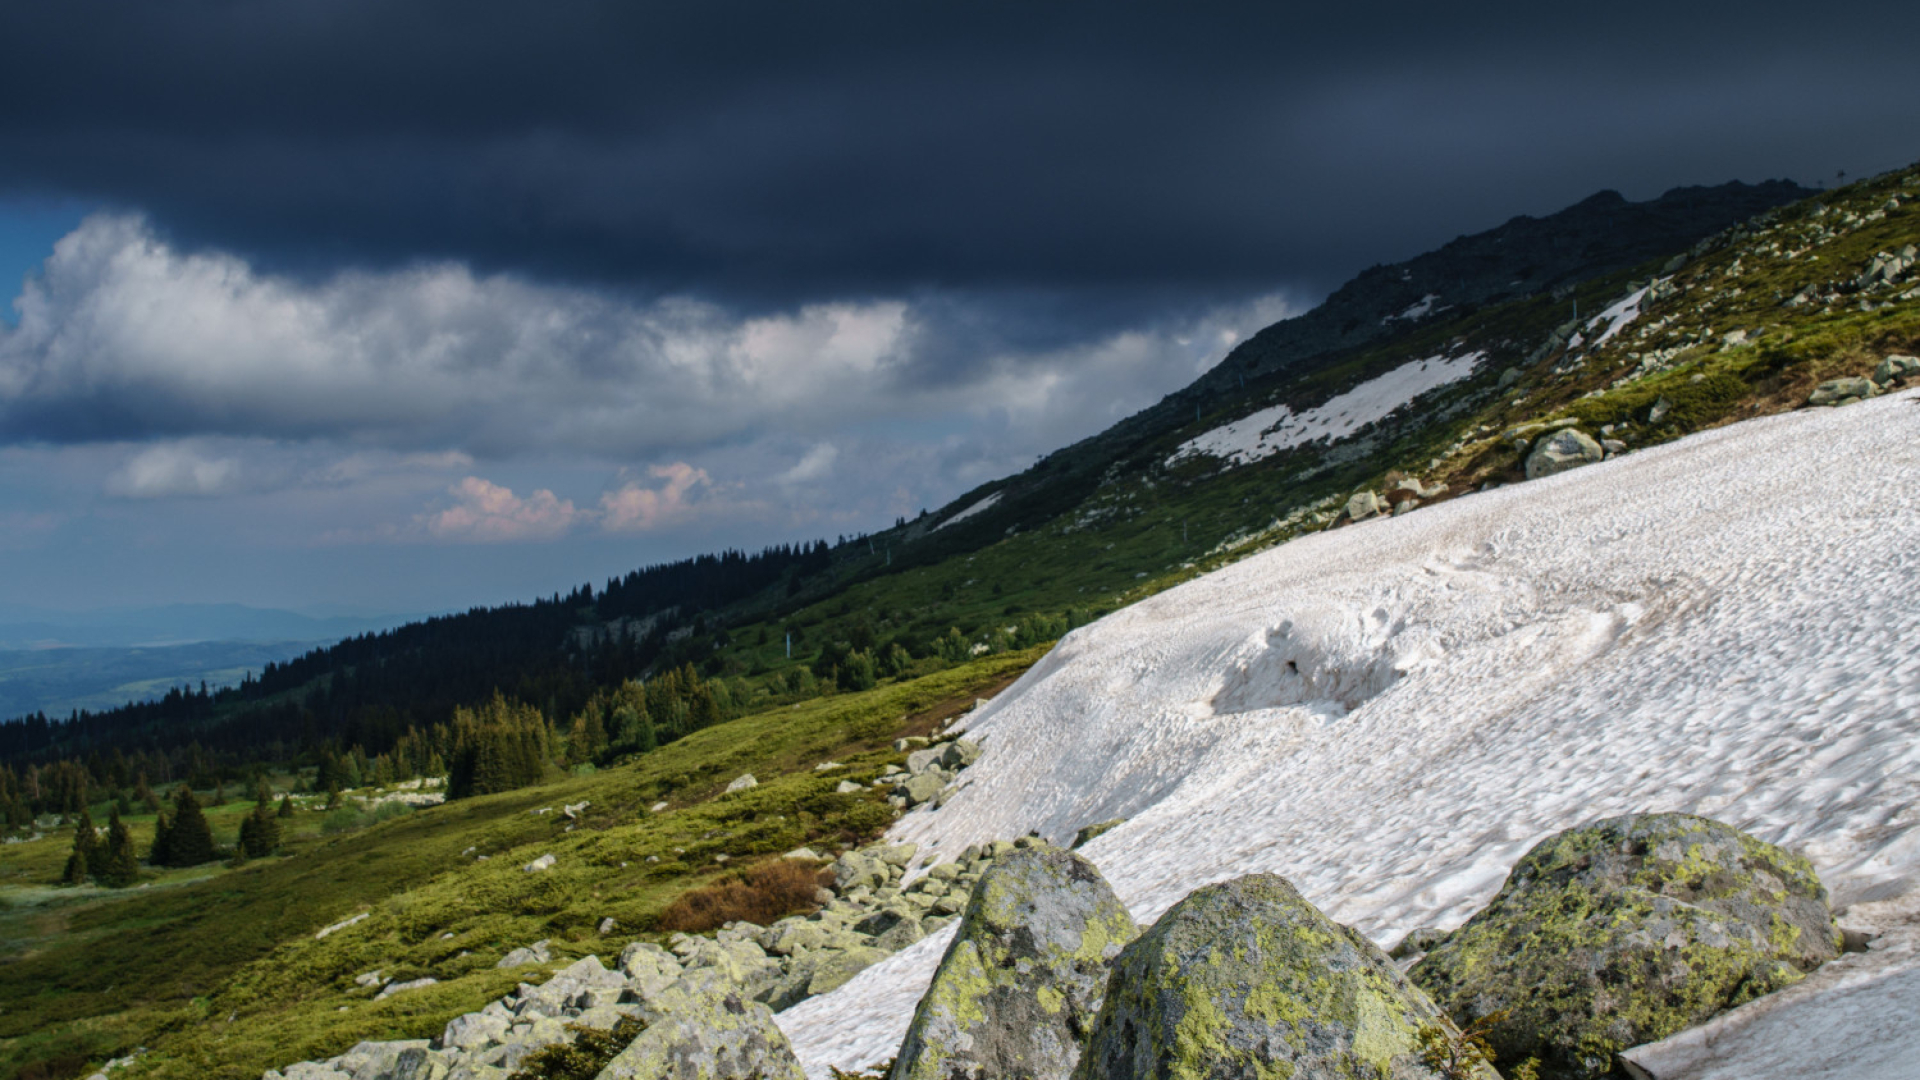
[1525,428,1604,479]
[1075,874,1490,1080]
[594,968,805,1080]
[1410,813,1842,1080]
[890,843,1138,1080]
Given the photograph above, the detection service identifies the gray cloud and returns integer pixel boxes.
[0,215,1298,465]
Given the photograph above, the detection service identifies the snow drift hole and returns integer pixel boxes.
[1210,618,1414,718]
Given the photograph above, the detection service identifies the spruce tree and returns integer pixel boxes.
[255,777,273,807]
[101,806,139,887]
[277,793,295,819]
[325,782,342,810]
[240,803,280,859]
[137,772,160,813]
[149,810,172,865]
[62,810,96,885]
[165,786,215,866]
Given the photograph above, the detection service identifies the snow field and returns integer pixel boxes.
[779,390,1920,1078]
[1168,351,1484,467]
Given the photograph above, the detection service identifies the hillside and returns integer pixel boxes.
[4,161,1920,1080]
[0,176,1821,775]
[778,385,1920,1076]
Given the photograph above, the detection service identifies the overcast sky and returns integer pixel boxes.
[1,1,1914,615]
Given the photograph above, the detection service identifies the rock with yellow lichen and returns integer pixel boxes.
[889,842,1138,1080]
[1074,873,1491,1080]
[1410,812,1842,1080]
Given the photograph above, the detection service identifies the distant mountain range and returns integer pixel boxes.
[0,602,419,650]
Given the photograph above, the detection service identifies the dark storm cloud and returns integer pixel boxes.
[5,1,1915,305]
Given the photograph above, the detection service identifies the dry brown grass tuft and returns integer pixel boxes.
[656,859,833,933]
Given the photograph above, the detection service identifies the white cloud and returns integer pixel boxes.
[780,442,839,484]
[422,476,581,542]
[105,442,246,498]
[599,462,711,534]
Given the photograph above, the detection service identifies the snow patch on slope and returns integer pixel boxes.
[932,491,1000,531]
[1588,285,1651,345]
[1170,352,1483,467]
[780,390,1920,1077]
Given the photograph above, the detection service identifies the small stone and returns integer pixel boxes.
[724,773,758,794]
[521,853,555,873]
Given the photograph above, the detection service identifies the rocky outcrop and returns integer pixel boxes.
[1410,813,1841,1080]
[1807,377,1878,407]
[596,968,806,1080]
[1525,428,1605,479]
[890,844,1137,1080]
[1075,873,1490,1080]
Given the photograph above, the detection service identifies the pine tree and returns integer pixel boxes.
[165,786,215,867]
[100,806,139,887]
[137,772,160,813]
[325,782,342,810]
[277,793,295,819]
[149,810,172,865]
[211,780,226,806]
[255,777,273,807]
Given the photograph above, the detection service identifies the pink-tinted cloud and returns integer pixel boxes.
[423,476,580,542]
[599,462,710,533]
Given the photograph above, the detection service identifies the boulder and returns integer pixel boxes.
[724,773,758,794]
[1525,428,1604,480]
[375,977,438,1000]
[833,851,889,892]
[1075,873,1487,1080]
[834,780,865,794]
[521,853,556,873]
[439,1010,510,1051]
[891,844,1138,1080]
[896,772,944,806]
[939,738,982,770]
[1345,490,1386,522]
[496,940,552,969]
[595,969,806,1080]
[806,945,891,996]
[1807,377,1877,406]
[1410,813,1842,1080]
[906,747,946,775]
[1070,818,1125,850]
[1872,354,1919,385]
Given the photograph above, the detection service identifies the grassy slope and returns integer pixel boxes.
[0,650,1042,1080]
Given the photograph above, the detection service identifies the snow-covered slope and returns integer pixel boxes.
[779,390,1920,1077]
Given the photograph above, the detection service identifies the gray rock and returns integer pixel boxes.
[1872,354,1919,385]
[1648,396,1672,424]
[391,1048,451,1080]
[1807,377,1877,406]
[439,1011,509,1051]
[905,747,945,775]
[1388,926,1450,959]
[872,915,926,952]
[1344,490,1386,522]
[1411,813,1842,1080]
[724,773,758,794]
[521,853,556,873]
[597,969,806,1080]
[495,939,551,969]
[834,780,865,794]
[597,917,617,935]
[939,738,982,770]
[1498,367,1523,389]
[891,844,1138,1080]
[896,772,944,805]
[1070,818,1125,849]
[1601,438,1628,457]
[1075,873,1486,1080]
[372,977,438,1001]
[832,851,889,892]
[1525,428,1604,480]
[806,945,891,996]
[337,1040,431,1079]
